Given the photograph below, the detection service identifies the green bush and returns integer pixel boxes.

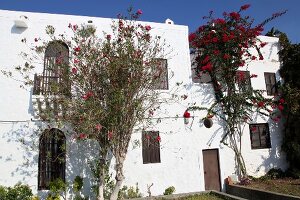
[118,183,142,199]
[266,168,285,179]
[163,186,176,195]
[0,183,33,200]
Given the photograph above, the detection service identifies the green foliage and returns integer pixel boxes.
[118,183,142,199]
[73,176,84,192]
[276,30,300,170]
[163,186,176,195]
[46,178,67,200]
[0,183,33,200]
[266,168,285,179]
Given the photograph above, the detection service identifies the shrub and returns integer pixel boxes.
[118,183,142,199]
[0,183,33,200]
[163,186,175,195]
[266,168,285,179]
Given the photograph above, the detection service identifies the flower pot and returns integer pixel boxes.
[204,118,213,128]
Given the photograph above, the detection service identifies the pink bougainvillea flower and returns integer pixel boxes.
[250,74,258,78]
[74,58,80,63]
[106,34,111,40]
[188,33,196,42]
[79,133,87,139]
[213,50,220,55]
[74,47,81,52]
[278,104,284,111]
[95,124,103,131]
[259,56,264,60]
[145,25,151,31]
[108,131,113,140]
[279,98,285,104]
[241,4,251,10]
[72,67,77,74]
[214,18,226,24]
[156,136,161,142]
[229,12,240,20]
[237,71,246,82]
[251,56,257,60]
[82,91,93,100]
[136,9,143,15]
[73,25,78,31]
[223,54,230,60]
[260,42,268,47]
[250,126,257,132]
[257,101,265,108]
[201,63,213,72]
[201,55,210,64]
[183,110,191,118]
[212,37,218,43]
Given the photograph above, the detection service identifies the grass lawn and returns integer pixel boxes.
[247,178,300,197]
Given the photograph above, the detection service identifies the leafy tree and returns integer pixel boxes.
[189,5,286,176]
[277,31,300,171]
[9,8,167,200]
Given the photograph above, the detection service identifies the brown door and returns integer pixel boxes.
[202,149,221,191]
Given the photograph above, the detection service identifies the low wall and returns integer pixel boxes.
[226,183,300,200]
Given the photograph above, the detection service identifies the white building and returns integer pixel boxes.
[0,9,288,199]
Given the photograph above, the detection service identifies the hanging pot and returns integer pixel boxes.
[204,118,213,128]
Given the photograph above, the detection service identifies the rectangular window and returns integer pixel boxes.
[142,131,161,164]
[153,59,168,90]
[236,71,252,93]
[249,123,271,149]
[264,72,277,95]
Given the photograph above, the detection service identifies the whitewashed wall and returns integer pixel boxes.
[0,9,287,199]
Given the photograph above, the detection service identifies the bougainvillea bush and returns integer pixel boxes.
[13,8,168,200]
[189,5,286,176]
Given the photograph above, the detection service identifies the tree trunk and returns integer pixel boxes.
[110,156,125,200]
[97,167,105,200]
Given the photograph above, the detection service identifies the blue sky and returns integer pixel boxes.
[1,0,300,43]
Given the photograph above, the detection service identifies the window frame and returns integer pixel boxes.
[142,131,161,164]
[152,58,169,90]
[236,70,252,93]
[264,72,277,96]
[249,123,271,149]
[33,41,70,95]
[38,128,66,190]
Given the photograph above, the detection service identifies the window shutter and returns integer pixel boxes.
[264,72,277,95]
[142,131,161,164]
[153,59,168,90]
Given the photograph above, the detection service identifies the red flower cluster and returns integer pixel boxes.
[145,25,151,31]
[136,9,143,15]
[183,110,191,118]
[82,91,94,100]
[241,4,251,10]
[229,12,240,20]
[72,67,78,74]
[74,47,81,52]
[201,62,213,71]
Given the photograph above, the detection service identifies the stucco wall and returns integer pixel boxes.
[0,9,287,198]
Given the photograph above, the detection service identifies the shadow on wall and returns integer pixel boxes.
[255,119,288,174]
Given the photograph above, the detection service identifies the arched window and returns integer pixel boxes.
[33,41,69,95]
[38,128,66,190]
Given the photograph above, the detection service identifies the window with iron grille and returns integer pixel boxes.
[33,41,70,95]
[142,131,161,164]
[38,128,66,190]
[249,123,271,149]
[236,70,252,93]
[153,59,168,90]
[264,72,277,95]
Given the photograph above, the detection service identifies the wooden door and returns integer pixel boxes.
[202,149,221,191]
